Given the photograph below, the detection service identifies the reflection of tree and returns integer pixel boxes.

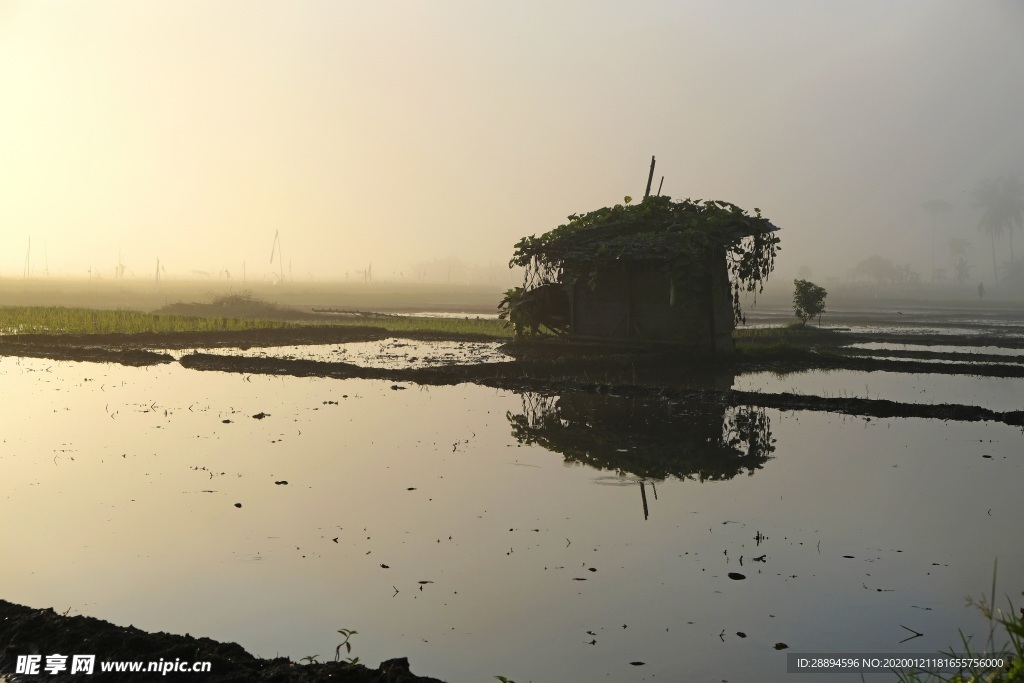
[508,392,774,482]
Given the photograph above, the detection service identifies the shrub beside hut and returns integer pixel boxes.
[499,194,780,355]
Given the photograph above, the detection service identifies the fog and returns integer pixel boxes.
[2,1,1022,288]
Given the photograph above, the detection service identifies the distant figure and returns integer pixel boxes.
[978,282,985,300]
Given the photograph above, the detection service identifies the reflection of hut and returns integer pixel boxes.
[508,391,775,482]
[502,195,779,355]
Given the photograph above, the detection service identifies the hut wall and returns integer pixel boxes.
[631,269,705,341]
[569,256,736,354]
[570,269,630,339]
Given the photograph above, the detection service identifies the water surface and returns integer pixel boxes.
[1,355,1021,682]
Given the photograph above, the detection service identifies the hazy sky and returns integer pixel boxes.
[2,1,1023,283]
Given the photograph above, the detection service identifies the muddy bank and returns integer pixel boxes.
[176,351,1024,427]
[837,347,1024,364]
[0,345,174,366]
[839,331,1024,348]
[0,326,393,351]
[177,348,697,386]
[735,351,1024,378]
[0,600,445,683]
[0,327,397,366]
[4,324,1023,424]
[0,327,506,366]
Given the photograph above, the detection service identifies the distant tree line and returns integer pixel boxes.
[849,255,921,286]
[846,174,1023,290]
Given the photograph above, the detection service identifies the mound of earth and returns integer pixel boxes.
[0,600,445,682]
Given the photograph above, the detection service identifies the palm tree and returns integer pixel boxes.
[973,175,1024,284]
[921,199,953,282]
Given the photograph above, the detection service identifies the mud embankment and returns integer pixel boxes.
[737,352,1024,378]
[0,326,507,367]
[0,600,445,683]
[0,326,395,366]
[6,326,1024,427]
[176,351,1024,427]
[0,325,392,352]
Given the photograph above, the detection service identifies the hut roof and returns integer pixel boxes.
[509,195,779,273]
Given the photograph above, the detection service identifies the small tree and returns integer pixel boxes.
[793,279,827,326]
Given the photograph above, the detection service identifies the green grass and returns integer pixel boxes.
[0,305,294,335]
[894,567,1023,683]
[735,323,840,341]
[0,305,512,339]
[733,324,848,357]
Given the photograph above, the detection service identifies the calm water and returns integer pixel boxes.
[2,353,1022,682]
[162,339,509,368]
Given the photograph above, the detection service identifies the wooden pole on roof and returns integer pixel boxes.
[656,176,664,196]
[644,156,656,198]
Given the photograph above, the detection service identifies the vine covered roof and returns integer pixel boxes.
[510,194,778,271]
[507,195,781,323]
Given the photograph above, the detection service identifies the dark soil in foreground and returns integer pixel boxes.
[0,601,445,682]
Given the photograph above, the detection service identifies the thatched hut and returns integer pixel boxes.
[500,195,780,355]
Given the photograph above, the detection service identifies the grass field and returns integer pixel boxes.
[0,304,513,338]
[1,301,836,342]
[0,306,295,335]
